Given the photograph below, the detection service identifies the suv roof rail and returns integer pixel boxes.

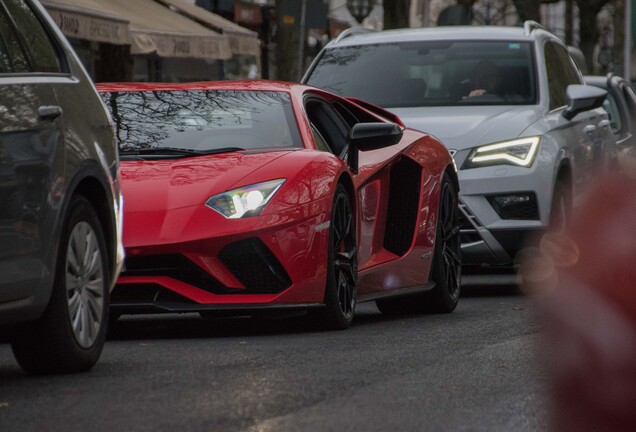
[333,26,376,43]
[524,20,546,35]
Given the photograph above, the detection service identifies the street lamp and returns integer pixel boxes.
[347,0,373,24]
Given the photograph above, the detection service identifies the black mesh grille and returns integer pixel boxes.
[486,192,539,220]
[122,254,237,294]
[383,157,421,256]
[219,238,291,293]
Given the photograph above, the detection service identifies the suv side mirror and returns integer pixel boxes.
[347,122,403,173]
[562,84,607,120]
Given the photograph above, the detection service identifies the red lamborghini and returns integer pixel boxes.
[97,81,460,329]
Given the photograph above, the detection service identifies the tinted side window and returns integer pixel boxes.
[333,100,378,125]
[544,40,581,110]
[305,99,350,157]
[0,5,29,73]
[2,0,60,73]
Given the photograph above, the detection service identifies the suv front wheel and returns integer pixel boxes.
[10,195,110,374]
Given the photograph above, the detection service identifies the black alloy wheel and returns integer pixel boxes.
[315,183,357,330]
[429,174,462,311]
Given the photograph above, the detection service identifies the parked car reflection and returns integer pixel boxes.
[585,73,636,169]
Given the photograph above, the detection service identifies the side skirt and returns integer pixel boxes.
[357,282,436,303]
[111,302,324,315]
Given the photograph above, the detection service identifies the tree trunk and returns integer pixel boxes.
[273,0,300,81]
[565,0,573,45]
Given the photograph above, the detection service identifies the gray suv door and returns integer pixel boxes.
[542,40,611,193]
[0,0,124,374]
[0,0,65,303]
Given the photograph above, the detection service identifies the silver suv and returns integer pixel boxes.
[0,0,123,373]
[303,22,615,275]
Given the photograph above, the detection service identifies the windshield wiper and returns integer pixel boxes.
[122,147,245,157]
[139,146,244,155]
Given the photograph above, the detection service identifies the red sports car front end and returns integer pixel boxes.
[98,80,461,329]
[115,150,340,314]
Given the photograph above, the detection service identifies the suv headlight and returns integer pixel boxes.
[206,179,285,219]
[463,137,540,169]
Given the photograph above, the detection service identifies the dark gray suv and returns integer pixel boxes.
[0,0,123,373]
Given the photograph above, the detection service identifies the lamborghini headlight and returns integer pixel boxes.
[463,137,540,169]
[206,179,285,219]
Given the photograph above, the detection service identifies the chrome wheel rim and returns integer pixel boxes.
[65,221,104,348]
[440,183,461,301]
[333,193,357,320]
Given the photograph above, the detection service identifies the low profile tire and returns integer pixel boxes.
[376,173,461,314]
[549,179,570,234]
[313,184,357,330]
[11,195,110,374]
[425,174,461,312]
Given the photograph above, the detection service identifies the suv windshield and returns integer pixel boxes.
[306,40,537,107]
[101,90,302,154]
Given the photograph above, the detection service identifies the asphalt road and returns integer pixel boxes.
[0,287,548,432]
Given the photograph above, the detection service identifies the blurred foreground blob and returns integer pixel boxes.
[520,168,636,432]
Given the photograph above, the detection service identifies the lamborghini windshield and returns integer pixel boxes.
[101,90,302,155]
[306,40,537,107]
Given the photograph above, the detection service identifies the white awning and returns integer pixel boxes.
[44,0,232,60]
[42,0,130,45]
[153,0,261,58]
[102,0,231,60]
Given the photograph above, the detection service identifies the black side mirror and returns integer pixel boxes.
[562,84,607,120]
[347,122,403,173]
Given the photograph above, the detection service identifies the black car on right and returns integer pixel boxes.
[585,73,636,156]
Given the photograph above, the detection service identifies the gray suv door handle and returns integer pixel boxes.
[38,105,62,121]
[583,124,596,134]
[598,119,611,128]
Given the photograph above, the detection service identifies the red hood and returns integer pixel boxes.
[120,151,292,212]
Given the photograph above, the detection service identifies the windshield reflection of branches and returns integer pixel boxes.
[307,46,365,93]
[102,90,293,152]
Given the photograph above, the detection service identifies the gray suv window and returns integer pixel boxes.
[1,0,60,73]
[306,41,537,108]
[544,40,581,110]
[0,5,29,73]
